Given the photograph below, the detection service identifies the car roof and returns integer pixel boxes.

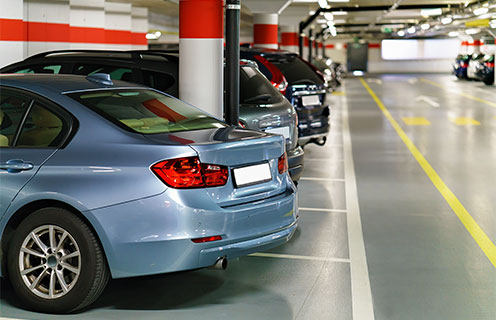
[22,50,179,61]
[0,73,146,94]
[240,47,295,56]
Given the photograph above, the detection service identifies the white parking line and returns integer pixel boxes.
[298,207,347,213]
[304,158,344,161]
[249,252,350,263]
[300,177,345,182]
[342,87,375,320]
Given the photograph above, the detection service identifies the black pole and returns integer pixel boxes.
[308,29,313,62]
[225,0,240,126]
[298,22,304,57]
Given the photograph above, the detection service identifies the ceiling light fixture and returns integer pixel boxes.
[421,23,430,30]
[407,26,416,34]
[448,31,459,37]
[324,12,334,20]
[332,11,348,15]
[473,7,489,16]
[397,30,405,37]
[441,17,453,24]
[318,0,327,8]
[465,28,481,35]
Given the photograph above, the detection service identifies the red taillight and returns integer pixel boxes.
[151,157,228,188]
[278,152,288,174]
[461,62,468,68]
[486,62,495,68]
[191,235,222,243]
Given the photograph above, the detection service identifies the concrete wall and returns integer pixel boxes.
[0,0,148,68]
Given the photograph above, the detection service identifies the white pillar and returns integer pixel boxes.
[131,7,148,50]
[179,0,224,118]
[253,13,278,49]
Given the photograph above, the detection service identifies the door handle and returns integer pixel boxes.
[0,159,34,173]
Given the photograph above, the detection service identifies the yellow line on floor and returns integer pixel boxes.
[332,91,346,96]
[249,252,350,263]
[449,117,481,126]
[402,117,431,126]
[360,77,496,269]
[420,78,496,108]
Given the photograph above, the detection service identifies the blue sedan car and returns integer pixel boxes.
[0,74,298,313]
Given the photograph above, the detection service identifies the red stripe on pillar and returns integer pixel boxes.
[326,44,334,49]
[304,37,309,47]
[473,40,481,46]
[70,26,106,43]
[105,29,132,44]
[26,21,70,42]
[281,32,298,46]
[131,32,147,45]
[0,19,25,41]
[254,24,278,44]
[179,0,223,39]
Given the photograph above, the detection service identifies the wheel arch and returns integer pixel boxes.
[0,199,109,278]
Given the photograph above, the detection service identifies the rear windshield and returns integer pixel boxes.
[68,89,226,134]
[240,66,283,105]
[267,55,324,85]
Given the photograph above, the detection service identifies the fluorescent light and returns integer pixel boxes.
[407,26,416,34]
[332,11,348,15]
[324,12,334,20]
[317,19,327,24]
[397,30,405,36]
[473,7,489,16]
[321,24,328,28]
[448,31,459,37]
[421,23,430,30]
[420,8,442,17]
[329,0,350,2]
[146,31,161,40]
[441,17,453,24]
[309,10,316,15]
[318,0,327,8]
[353,71,364,76]
[465,28,480,35]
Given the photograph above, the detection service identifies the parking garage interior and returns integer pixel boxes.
[1,0,496,319]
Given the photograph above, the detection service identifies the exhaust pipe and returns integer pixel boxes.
[209,257,228,270]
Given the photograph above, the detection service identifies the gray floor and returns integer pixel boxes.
[1,74,495,319]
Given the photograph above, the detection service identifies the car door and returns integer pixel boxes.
[0,87,71,218]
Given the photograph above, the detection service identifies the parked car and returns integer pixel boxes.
[311,57,342,89]
[474,54,494,85]
[0,73,298,313]
[240,48,330,147]
[453,54,471,79]
[466,53,484,80]
[1,50,304,183]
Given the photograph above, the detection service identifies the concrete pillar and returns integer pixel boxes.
[0,0,25,67]
[253,13,278,49]
[70,0,105,50]
[24,0,70,57]
[104,2,132,50]
[131,7,148,50]
[280,25,298,53]
[179,0,224,118]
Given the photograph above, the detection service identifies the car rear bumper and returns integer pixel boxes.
[287,145,304,182]
[87,178,298,279]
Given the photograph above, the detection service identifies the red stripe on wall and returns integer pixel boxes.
[304,37,309,47]
[368,43,381,49]
[0,18,146,45]
[281,32,298,46]
[254,24,278,44]
[326,44,335,49]
[179,0,223,39]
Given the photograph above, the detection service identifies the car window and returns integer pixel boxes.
[68,89,227,134]
[268,55,324,85]
[240,66,283,105]
[14,65,62,74]
[16,103,66,148]
[142,70,176,93]
[74,64,133,81]
[0,93,31,147]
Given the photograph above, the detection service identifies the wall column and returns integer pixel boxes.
[179,0,224,118]
[253,13,278,49]
[280,25,298,53]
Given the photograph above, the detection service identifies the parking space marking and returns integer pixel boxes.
[402,117,431,126]
[304,158,344,161]
[332,91,346,96]
[420,78,496,108]
[361,77,496,269]
[342,87,375,320]
[249,252,350,263]
[449,117,481,126]
[300,177,345,182]
[299,207,347,213]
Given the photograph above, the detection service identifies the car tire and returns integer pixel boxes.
[483,79,494,85]
[7,207,109,314]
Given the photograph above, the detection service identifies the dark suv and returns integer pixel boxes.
[240,48,330,147]
[1,50,304,182]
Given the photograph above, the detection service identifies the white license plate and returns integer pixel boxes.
[265,126,290,140]
[302,95,320,106]
[233,162,272,187]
